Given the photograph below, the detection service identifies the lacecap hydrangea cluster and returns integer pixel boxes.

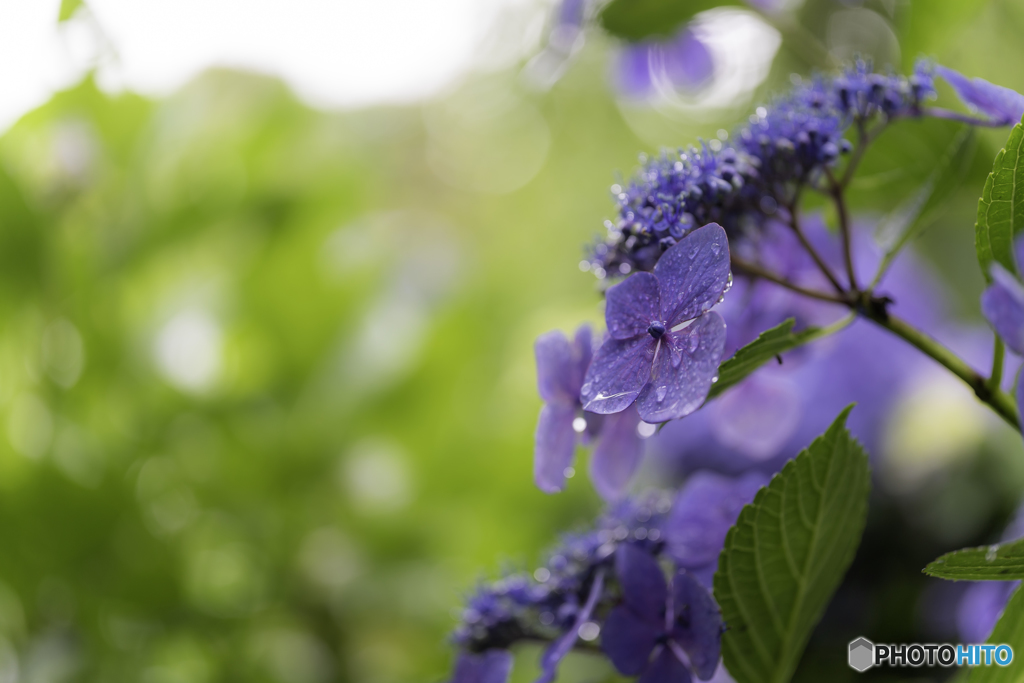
[451,475,765,683]
[589,60,938,277]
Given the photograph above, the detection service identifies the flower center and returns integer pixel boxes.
[647,321,666,339]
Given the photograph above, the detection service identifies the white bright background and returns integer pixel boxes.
[0,0,540,132]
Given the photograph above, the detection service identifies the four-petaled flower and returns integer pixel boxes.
[535,324,644,499]
[602,543,723,683]
[581,223,730,423]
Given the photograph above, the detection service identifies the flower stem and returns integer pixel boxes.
[731,256,848,304]
[860,307,1020,430]
[786,207,846,295]
[825,168,859,292]
[989,337,1006,394]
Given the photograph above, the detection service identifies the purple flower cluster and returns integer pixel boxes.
[589,61,947,277]
[449,479,765,683]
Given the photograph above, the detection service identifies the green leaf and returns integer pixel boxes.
[976,117,1024,281]
[58,0,84,22]
[967,584,1024,683]
[924,538,1024,581]
[872,126,976,287]
[598,0,740,41]
[707,317,848,401]
[714,407,871,683]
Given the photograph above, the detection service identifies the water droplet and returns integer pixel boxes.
[688,333,700,353]
[711,375,719,383]
[564,466,576,479]
[688,246,700,259]
[656,386,668,402]
[581,382,592,395]
[637,422,657,438]
[987,545,998,562]
[711,244,721,255]
[572,417,587,433]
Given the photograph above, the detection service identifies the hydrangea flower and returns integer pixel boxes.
[534,324,644,499]
[935,65,1024,127]
[980,256,1024,428]
[451,650,514,683]
[581,223,730,423]
[602,544,723,682]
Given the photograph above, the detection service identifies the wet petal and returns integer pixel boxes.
[590,408,644,500]
[635,312,726,423]
[673,571,722,681]
[639,646,693,683]
[981,264,1024,356]
[581,335,655,414]
[536,568,606,683]
[451,649,513,683]
[936,65,1024,126]
[654,223,731,326]
[606,272,661,340]
[665,471,767,570]
[534,404,578,494]
[616,543,668,620]
[601,605,660,676]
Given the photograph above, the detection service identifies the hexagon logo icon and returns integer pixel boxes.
[848,637,874,672]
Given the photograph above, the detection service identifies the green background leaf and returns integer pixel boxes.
[924,538,1024,581]
[968,585,1024,682]
[598,0,740,41]
[714,407,871,683]
[976,119,1024,281]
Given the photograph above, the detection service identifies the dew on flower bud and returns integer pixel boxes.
[578,260,591,272]
[634,527,648,540]
[539,611,554,625]
[613,526,628,541]
[534,567,551,582]
[709,139,722,152]
[756,106,768,118]
[648,528,661,541]
[619,263,631,274]
[572,417,587,433]
[564,466,575,479]
[717,129,729,140]
[610,184,622,194]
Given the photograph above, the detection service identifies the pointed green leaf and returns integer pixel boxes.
[599,0,740,41]
[707,317,849,401]
[924,538,1024,581]
[872,126,976,287]
[967,584,1024,683]
[976,117,1024,281]
[714,407,871,683]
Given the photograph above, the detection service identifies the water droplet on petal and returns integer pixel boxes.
[688,246,700,259]
[656,386,667,402]
[581,382,592,395]
[688,333,700,353]
[710,244,721,255]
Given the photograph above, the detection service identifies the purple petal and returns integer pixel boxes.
[452,649,513,683]
[635,312,727,423]
[616,543,668,620]
[981,264,1024,356]
[665,471,767,570]
[710,373,801,460]
[639,646,693,683]
[536,568,606,683]
[534,404,578,494]
[590,408,644,500]
[653,223,731,326]
[614,43,655,100]
[658,29,713,91]
[601,606,660,676]
[672,571,722,681]
[535,325,593,404]
[606,272,661,340]
[1018,368,1024,440]
[581,335,655,414]
[958,580,1020,643]
[936,65,1024,126]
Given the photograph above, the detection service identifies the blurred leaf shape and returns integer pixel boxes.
[599,0,741,41]
[714,406,870,683]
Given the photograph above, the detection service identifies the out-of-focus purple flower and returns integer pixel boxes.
[665,471,767,586]
[614,27,714,100]
[534,324,644,498]
[581,223,730,423]
[980,261,1024,428]
[536,568,605,683]
[451,650,514,683]
[935,65,1024,127]
[602,544,723,681]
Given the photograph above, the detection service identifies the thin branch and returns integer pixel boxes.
[785,207,846,295]
[824,167,859,292]
[731,256,848,304]
[989,337,1006,394]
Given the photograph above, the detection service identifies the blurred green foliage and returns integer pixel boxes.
[2,1,1024,682]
